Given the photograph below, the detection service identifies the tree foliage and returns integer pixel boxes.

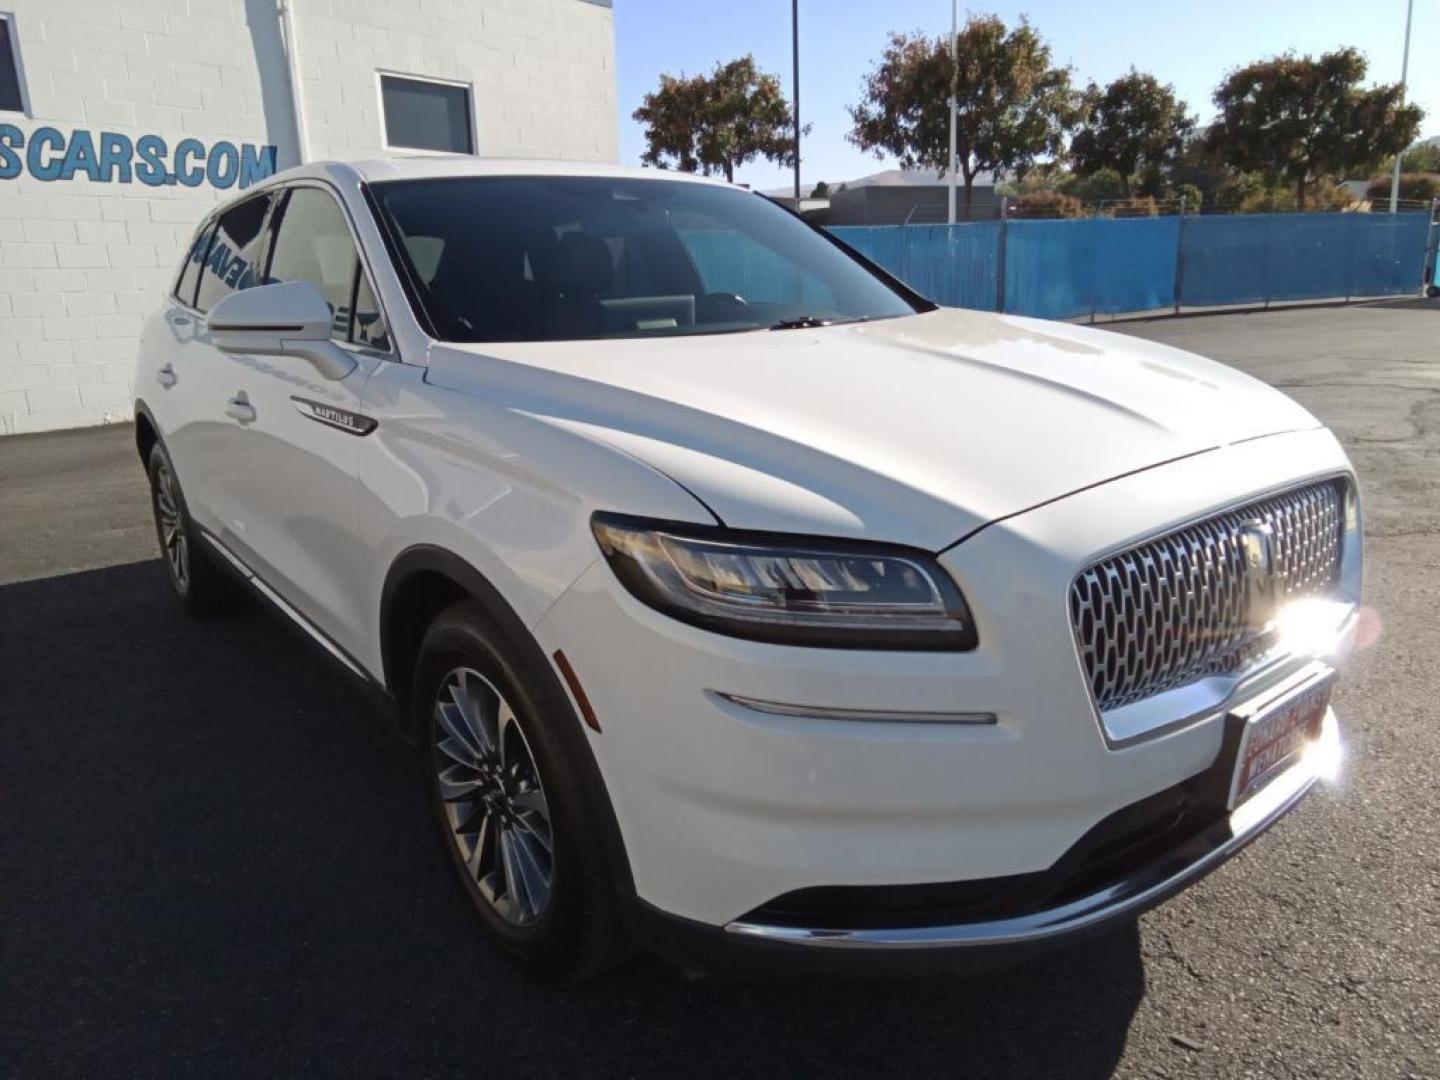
[1366,173,1440,203]
[1008,190,1083,219]
[1206,48,1423,208]
[1393,142,1440,174]
[632,56,800,184]
[847,15,1077,217]
[1070,70,1193,193]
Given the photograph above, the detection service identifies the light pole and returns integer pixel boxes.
[792,0,801,208]
[1388,0,1414,214]
[947,0,957,224]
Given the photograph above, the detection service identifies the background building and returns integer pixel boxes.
[826,169,1000,226]
[0,0,618,435]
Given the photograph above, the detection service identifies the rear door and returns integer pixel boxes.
[212,182,393,660]
[167,192,277,535]
[143,212,213,482]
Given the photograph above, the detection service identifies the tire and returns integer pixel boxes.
[146,443,243,615]
[413,598,624,980]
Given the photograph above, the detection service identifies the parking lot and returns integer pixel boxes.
[3,301,1437,1078]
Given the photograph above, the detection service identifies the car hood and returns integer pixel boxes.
[427,307,1320,550]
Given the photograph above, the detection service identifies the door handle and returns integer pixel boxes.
[156,364,177,389]
[225,394,257,424]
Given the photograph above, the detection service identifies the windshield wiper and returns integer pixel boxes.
[768,315,868,331]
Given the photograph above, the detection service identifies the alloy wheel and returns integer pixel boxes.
[153,461,190,592]
[432,667,555,927]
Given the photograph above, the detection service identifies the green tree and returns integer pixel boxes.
[1390,142,1440,174]
[1366,173,1440,203]
[1206,48,1423,208]
[847,15,1078,218]
[633,56,800,184]
[810,180,830,198]
[1062,166,1127,204]
[1070,70,1193,194]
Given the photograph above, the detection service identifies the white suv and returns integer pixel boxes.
[135,159,1361,978]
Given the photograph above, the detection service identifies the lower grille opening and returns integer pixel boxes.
[741,771,1232,932]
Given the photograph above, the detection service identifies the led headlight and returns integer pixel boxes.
[591,513,977,650]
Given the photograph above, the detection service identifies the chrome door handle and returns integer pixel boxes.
[156,364,177,389]
[225,394,257,424]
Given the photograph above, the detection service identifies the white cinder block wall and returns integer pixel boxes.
[0,0,617,435]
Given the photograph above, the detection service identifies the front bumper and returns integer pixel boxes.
[533,428,1357,946]
[723,708,1336,954]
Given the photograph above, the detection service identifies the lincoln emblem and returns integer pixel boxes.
[1240,521,1280,631]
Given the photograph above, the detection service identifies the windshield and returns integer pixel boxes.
[368,175,923,343]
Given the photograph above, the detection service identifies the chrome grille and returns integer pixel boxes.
[1070,479,1346,712]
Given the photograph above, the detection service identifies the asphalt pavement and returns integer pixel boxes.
[2,300,1437,1078]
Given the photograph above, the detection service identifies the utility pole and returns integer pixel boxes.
[792,0,801,208]
[1389,0,1414,214]
[947,0,957,224]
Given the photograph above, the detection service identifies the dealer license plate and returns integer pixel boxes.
[1228,677,1332,809]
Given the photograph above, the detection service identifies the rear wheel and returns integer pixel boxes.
[146,444,242,614]
[413,599,622,980]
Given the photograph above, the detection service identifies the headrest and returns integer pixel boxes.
[547,232,612,298]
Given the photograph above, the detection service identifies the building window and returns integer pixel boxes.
[0,14,27,113]
[378,73,474,155]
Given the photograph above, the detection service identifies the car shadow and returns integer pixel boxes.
[1,560,1144,1078]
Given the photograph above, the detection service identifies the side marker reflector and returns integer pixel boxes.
[553,649,601,733]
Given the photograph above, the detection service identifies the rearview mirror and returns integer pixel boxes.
[206,280,356,381]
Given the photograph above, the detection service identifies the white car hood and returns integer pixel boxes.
[427,307,1320,550]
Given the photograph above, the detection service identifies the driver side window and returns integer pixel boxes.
[266,187,390,351]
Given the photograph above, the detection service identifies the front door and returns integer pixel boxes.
[212,183,394,663]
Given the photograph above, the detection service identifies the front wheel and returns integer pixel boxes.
[413,599,623,980]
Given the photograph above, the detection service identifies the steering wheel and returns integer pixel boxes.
[697,292,750,321]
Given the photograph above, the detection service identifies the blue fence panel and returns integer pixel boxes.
[830,224,1000,310]
[1180,212,1431,306]
[1261,213,1353,301]
[1177,215,1271,306]
[1347,213,1432,298]
[1003,217,1180,320]
[690,212,1428,322]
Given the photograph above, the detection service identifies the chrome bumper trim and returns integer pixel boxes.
[715,692,996,726]
[723,720,1330,950]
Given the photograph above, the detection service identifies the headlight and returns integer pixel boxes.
[591,513,977,650]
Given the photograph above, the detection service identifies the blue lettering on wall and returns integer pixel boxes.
[173,138,206,188]
[27,127,65,181]
[240,144,277,189]
[0,124,22,180]
[207,141,240,189]
[135,135,167,186]
[98,132,134,183]
[59,130,101,181]
[0,127,277,189]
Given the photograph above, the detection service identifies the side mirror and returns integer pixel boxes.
[206,280,357,381]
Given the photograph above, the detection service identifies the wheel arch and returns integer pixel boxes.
[134,399,160,465]
[380,543,637,898]
[379,544,498,706]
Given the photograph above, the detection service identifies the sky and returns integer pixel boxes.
[613,0,1439,193]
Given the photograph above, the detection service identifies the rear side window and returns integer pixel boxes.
[173,218,215,308]
[195,194,274,313]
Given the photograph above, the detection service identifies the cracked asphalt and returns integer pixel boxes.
[3,300,1437,1078]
